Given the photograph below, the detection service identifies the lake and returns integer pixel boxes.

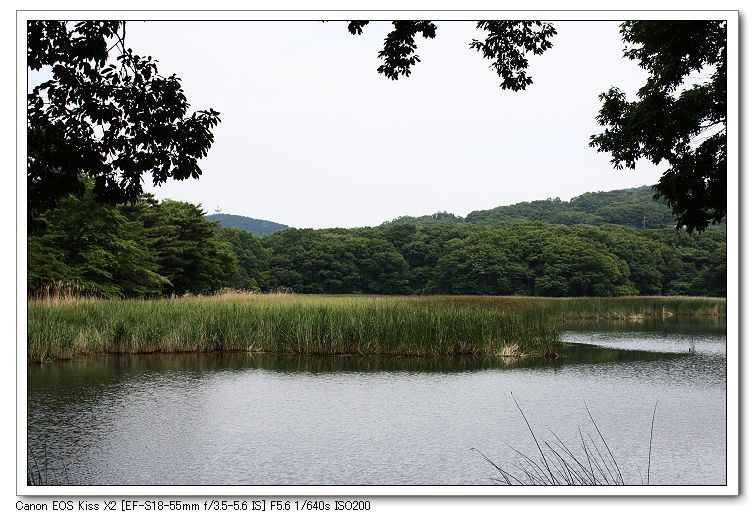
[27,318,727,486]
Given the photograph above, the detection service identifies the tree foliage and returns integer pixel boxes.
[348,21,438,80]
[469,21,557,91]
[589,21,727,232]
[348,20,556,90]
[28,182,169,297]
[215,226,270,291]
[29,188,236,298]
[27,21,220,220]
[139,199,236,295]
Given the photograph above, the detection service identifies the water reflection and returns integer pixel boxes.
[27,317,727,486]
[560,317,727,356]
[560,316,726,336]
[29,342,684,382]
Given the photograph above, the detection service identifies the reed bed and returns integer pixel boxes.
[27,294,560,362]
[414,295,725,318]
[27,293,724,362]
[546,296,726,320]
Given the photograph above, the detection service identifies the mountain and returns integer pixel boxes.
[383,186,688,230]
[206,213,288,236]
[466,186,677,229]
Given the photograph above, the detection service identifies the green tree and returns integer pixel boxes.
[430,227,533,295]
[462,187,677,229]
[297,232,362,294]
[381,223,443,293]
[142,200,236,294]
[28,184,169,297]
[27,21,220,221]
[257,219,723,297]
[215,226,270,291]
[589,21,726,231]
[575,225,665,295]
[692,243,726,296]
[355,233,409,294]
[263,229,311,292]
[396,225,465,294]
[533,237,634,297]
[644,225,726,295]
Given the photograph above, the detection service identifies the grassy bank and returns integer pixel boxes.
[27,294,725,363]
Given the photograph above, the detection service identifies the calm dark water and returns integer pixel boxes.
[27,319,727,486]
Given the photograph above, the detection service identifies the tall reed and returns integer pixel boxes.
[547,296,726,320]
[27,294,561,362]
[474,395,659,486]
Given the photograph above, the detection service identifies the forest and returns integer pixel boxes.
[28,183,726,299]
[384,186,692,229]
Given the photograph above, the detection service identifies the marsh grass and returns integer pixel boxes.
[548,296,725,320]
[27,294,560,362]
[27,293,724,362]
[474,395,659,486]
[30,280,99,302]
[440,295,725,318]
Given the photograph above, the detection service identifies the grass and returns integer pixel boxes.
[28,293,559,362]
[27,293,725,363]
[545,296,725,320]
[473,394,659,486]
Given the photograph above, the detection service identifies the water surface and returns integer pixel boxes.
[27,318,727,486]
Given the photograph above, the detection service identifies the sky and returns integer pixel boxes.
[123,21,659,228]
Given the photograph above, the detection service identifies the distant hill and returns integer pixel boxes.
[383,186,689,230]
[206,213,288,236]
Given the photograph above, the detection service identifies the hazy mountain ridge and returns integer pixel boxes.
[209,186,726,234]
[206,213,289,236]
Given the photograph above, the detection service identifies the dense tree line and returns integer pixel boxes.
[259,223,724,297]
[28,188,726,299]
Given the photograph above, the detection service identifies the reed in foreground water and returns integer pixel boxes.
[27,293,724,362]
[474,395,659,486]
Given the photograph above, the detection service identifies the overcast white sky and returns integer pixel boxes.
[123,20,660,229]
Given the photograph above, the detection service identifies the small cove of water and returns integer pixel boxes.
[27,318,727,486]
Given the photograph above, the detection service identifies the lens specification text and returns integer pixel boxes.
[15,498,372,513]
